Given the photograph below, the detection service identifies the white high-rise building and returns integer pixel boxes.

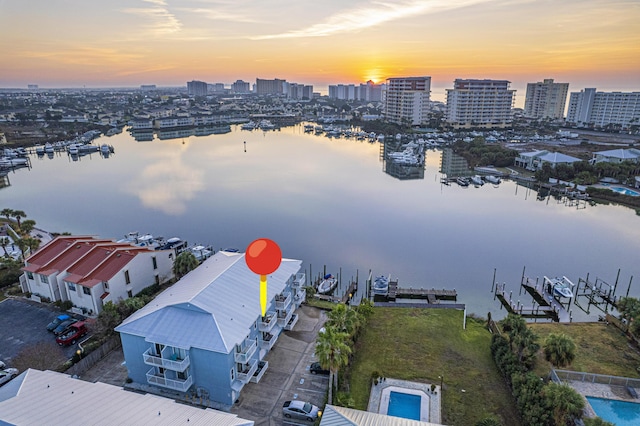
[383,76,431,126]
[566,89,640,128]
[445,79,515,128]
[524,79,569,119]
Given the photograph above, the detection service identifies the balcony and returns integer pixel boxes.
[293,288,306,307]
[146,367,193,392]
[143,348,190,372]
[234,338,257,364]
[250,361,269,383]
[291,273,305,289]
[237,358,258,384]
[258,312,277,332]
[284,313,299,331]
[277,309,293,328]
[275,292,292,311]
[260,332,279,351]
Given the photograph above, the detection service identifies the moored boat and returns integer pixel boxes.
[317,274,337,294]
[470,175,484,186]
[544,276,575,299]
[372,275,389,295]
[485,175,501,184]
[456,177,469,187]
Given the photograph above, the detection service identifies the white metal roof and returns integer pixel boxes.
[0,369,253,426]
[538,151,581,164]
[116,251,302,353]
[595,148,640,160]
[320,405,442,426]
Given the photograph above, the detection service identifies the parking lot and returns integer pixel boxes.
[229,305,329,425]
[0,298,86,365]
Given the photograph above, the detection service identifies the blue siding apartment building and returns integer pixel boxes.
[116,250,306,409]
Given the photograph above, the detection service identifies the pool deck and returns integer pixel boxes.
[367,377,441,424]
[565,380,640,418]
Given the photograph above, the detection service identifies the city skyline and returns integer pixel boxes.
[1,0,639,106]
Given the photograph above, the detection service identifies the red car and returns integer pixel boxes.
[55,321,88,346]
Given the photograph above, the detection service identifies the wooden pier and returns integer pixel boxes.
[493,273,572,323]
[379,279,457,303]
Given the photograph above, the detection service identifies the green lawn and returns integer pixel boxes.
[529,322,640,378]
[344,308,520,425]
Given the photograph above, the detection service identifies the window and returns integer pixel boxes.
[103,281,109,290]
[152,256,157,270]
[27,271,33,280]
[83,286,91,295]
[155,275,160,285]
[40,274,48,284]
[127,290,133,298]
[124,270,130,284]
[230,368,235,381]
[67,282,76,292]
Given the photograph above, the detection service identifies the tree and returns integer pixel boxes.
[0,236,8,257]
[20,219,36,236]
[326,303,360,339]
[1,208,14,222]
[173,251,199,279]
[616,297,640,322]
[542,382,584,426]
[12,210,26,228]
[583,417,615,426]
[315,326,351,405]
[543,333,577,368]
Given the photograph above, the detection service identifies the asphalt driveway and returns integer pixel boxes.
[0,297,85,365]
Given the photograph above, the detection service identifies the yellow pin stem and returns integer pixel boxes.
[260,274,267,317]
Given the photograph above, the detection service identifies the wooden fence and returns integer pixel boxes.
[65,335,121,377]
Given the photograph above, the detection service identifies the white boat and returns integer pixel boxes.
[470,175,484,186]
[456,177,469,187]
[241,121,256,130]
[544,276,575,299]
[0,157,29,167]
[317,274,337,294]
[188,244,214,262]
[35,145,45,155]
[485,175,501,184]
[44,143,54,153]
[372,275,389,295]
[258,120,275,130]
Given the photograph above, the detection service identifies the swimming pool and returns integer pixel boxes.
[586,396,640,425]
[387,391,421,420]
[610,187,640,197]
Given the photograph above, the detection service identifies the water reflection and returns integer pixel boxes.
[440,147,470,178]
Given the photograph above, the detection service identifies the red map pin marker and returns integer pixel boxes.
[246,239,282,316]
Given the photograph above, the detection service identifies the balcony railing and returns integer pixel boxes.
[258,312,277,332]
[143,348,190,372]
[277,309,293,328]
[260,332,279,351]
[293,288,305,307]
[237,359,258,384]
[291,273,306,289]
[284,313,299,331]
[250,361,269,383]
[234,338,257,364]
[146,367,193,392]
[275,292,292,311]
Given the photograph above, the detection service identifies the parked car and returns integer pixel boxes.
[0,368,19,387]
[47,314,71,332]
[55,321,88,346]
[52,318,78,335]
[309,362,329,375]
[282,400,321,421]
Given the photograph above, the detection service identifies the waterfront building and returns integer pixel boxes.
[384,76,431,126]
[115,250,306,410]
[445,79,515,129]
[591,148,640,164]
[208,83,226,93]
[140,84,157,91]
[231,80,250,94]
[566,88,640,128]
[256,78,286,95]
[20,236,174,315]
[187,80,208,97]
[514,150,581,170]
[359,80,385,102]
[523,78,569,119]
[286,83,313,100]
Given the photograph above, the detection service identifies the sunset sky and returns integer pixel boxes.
[1,0,639,104]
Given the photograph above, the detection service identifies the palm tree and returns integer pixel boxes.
[327,303,360,339]
[315,326,351,404]
[173,251,199,279]
[0,236,9,257]
[16,236,41,260]
[1,208,14,223]
[12,210,26,228]
[19,219,36,236]
[543,333,576,368]
[542,382,584,426]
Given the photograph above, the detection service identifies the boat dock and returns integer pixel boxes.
[314,280,358,304]
[372,279,457,303]
[493,271,573,322]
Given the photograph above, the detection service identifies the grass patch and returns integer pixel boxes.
[345,307,520,425]
[529,322,640,378]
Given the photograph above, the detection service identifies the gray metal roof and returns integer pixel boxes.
[320,405,442,426]
[116,251,302,353]
[0,369,253,426]
[595,148,640,159]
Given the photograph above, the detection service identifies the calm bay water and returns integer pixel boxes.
[3,125,639,320]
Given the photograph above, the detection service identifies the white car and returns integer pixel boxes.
[0,368,19,386]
